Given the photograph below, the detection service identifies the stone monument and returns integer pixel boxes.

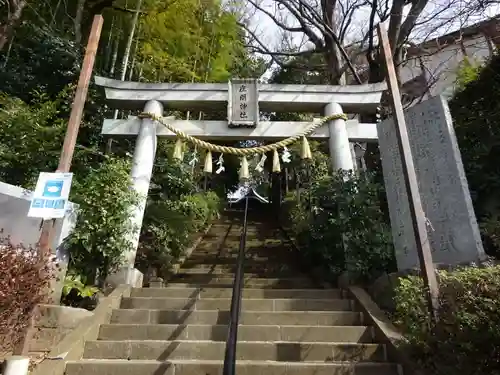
[378,95,486,270]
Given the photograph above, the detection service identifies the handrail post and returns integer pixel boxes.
[222,196,249,375]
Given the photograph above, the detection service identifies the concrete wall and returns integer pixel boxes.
[400,34,493,102]
[0,181,77,263]
[29,304,93,354]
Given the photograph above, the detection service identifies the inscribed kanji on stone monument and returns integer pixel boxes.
[377,95,485,270]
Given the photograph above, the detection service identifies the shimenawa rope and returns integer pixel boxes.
[138,112,348,156]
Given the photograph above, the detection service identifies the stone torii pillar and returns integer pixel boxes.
[127,100,162,263]
[325,102,354,171]
[107,99,162,287]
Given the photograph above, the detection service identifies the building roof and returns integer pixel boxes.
[348,15,500,86]
[407,15,500,57]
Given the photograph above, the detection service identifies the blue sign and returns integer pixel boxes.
[31,198,66,210]
[43,180,64,198]
[28,172,73,219]
[32,198,44,208]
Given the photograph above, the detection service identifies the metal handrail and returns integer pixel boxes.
[222,196,249,375]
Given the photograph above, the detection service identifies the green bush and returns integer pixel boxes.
[394,266,500,374]
[0,89,106,189]
[65,158,139,286]
[480,215,500,250]
[454,57,483,93]
[202,190,222,221]
[137,191,221,278]
[60,274,100,310]
[0,92,65,187]
[282,169,395,283]
[450,54,500,257]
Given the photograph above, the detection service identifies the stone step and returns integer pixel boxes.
[169,275,315,288]
[66,359,399,375]
[182,258,288,267]
[186,249,287,256]
[176,267,300,277]
[189,247,291,255]
[83,340,386,362]
[131,287,343,299]
[120,297,353,311]
[187,247,293,254]
[163,283,320,290]
[98,324,374,342]
[111,309,364,326]
[183,256,298,264]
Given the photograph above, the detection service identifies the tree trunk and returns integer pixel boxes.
[127,22,142,80]
[324,44,345,85]
[103,17,115,72]
[50,0,63,26]
[284,168,289,194]
[321,0,344,85]
[109,34,120,76]
[128,49,137,80]
[0,0,27,51]
[118,0,143,82]
[360,56,384,173]
[110,0,143,151]
[1,34,14,69]
[74,0,87,44]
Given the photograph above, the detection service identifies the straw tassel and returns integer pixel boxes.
[204,151,213,173]
[239,156,250,181]
[301,136,312,160]
[173,139,184,161]
[272,149,281,173]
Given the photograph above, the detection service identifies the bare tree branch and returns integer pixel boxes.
[277,0,325,48]
[296,0,363,82]
[387,0,405,51]
[247,0,304,32]
[247,45,321,57]
[0,0,26,51]
[246,0,498,93]
[398,0,430,46]
[239,21,293,67]
[340,0,368,42]
[367,0,378,62]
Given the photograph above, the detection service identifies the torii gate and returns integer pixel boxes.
[95,76,385,270]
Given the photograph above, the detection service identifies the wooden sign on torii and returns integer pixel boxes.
[95,76,385,268]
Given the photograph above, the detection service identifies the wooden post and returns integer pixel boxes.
[37,15,104,257]
[59,15,104,172]
[11,15,105,363]
[377,23,439,321]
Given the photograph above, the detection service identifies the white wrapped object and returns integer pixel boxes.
[3,356,30,375]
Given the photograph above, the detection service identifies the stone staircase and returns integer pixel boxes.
[64,217,401,375]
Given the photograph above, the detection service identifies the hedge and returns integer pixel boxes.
[394,265,500,374]
[0,235,55,354]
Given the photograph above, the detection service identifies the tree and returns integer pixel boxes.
[0,91,70,186]
[65,158,139,285]
[449,54,500,256]
[0,0,26,51]
[242,0,498,86]
[0,24,81,101]
[135,0,251,83]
